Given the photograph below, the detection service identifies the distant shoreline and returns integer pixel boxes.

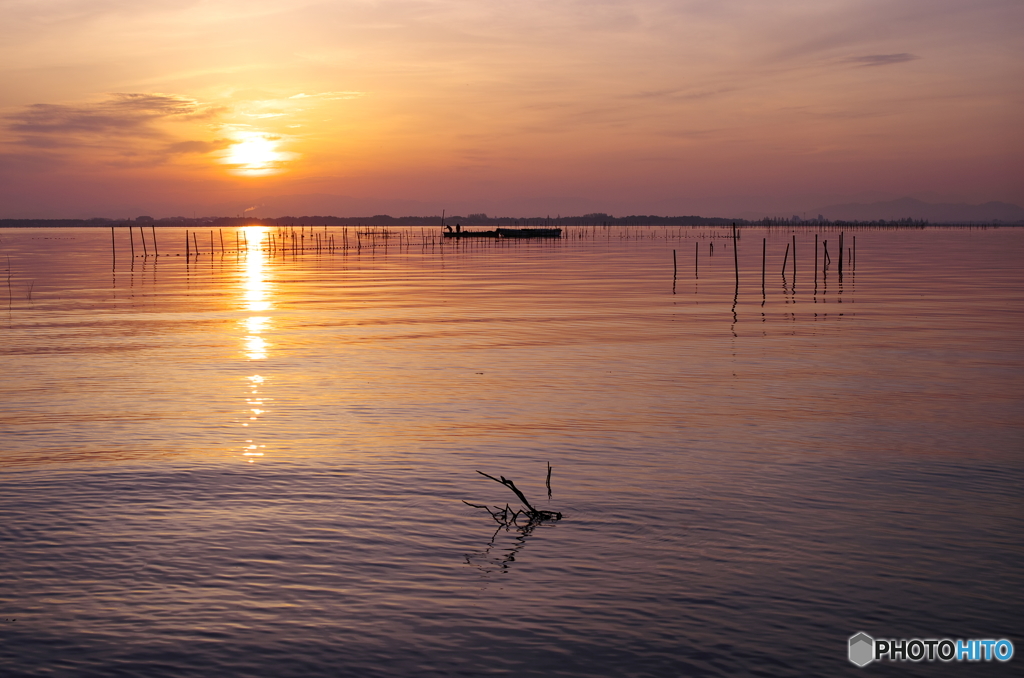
[2,216,1019,228]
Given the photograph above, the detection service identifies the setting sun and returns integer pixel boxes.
[222,133,294,176]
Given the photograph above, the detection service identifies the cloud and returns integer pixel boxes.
[844,53,920,67]
[288,91,364,100]
[164,139,233,154]
[629,87,737,101]
[2,93,228,165]
[6,93,213,141]
[658,128,724,140]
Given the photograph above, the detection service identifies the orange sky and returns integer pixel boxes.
[1,0,1021,218]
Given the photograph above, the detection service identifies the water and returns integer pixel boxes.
[2,225,1022,677]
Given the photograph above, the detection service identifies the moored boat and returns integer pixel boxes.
[443,227,562,238]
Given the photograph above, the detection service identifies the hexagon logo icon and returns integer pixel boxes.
[849,632,874,667]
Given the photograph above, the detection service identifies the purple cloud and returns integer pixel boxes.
[844,53,920,67]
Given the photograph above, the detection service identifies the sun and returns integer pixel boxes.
[221,132,295,176]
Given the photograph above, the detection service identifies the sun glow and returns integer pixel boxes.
[222,132,294,176]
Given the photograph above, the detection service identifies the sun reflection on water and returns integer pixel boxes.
[239,229,273,461]
[244,236,271,314]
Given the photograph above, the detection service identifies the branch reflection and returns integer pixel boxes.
[464,519,559,575]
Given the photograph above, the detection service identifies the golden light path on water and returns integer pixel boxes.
[240,226,271,462]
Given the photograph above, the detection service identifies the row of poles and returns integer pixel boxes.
[109,225,354,269]
[110,223,861,258]
[110,224,573,269]
[110,225,161,268]
[111,225,858,280]
[672,224,856,293]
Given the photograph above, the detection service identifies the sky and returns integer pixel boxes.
[1,0,1021,219]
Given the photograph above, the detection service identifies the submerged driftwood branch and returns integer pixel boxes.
[475,470,539,513]
[464,467,562,526]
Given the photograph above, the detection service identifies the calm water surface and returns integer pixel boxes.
[1,226,1022,677]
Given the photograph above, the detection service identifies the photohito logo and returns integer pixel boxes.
[848,633,1014,667]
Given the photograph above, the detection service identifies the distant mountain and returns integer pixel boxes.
[813,197,1024,223]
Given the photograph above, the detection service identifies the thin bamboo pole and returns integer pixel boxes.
[762,237,766,294]
[732,223,739,287]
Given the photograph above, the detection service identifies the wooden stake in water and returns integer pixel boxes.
[140,226,148,258]
[672,249,677,293]
[185,230,190,258]
[781,242,790,274]
[111,226,116,269]
[151,225,159,257]
[695,241,699,279]
[838,232,844,278]
[792,234,796,285]
[761,237,766,295]
[814,234,818,288]
[129,226,135,259]
[732,223,739,287]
